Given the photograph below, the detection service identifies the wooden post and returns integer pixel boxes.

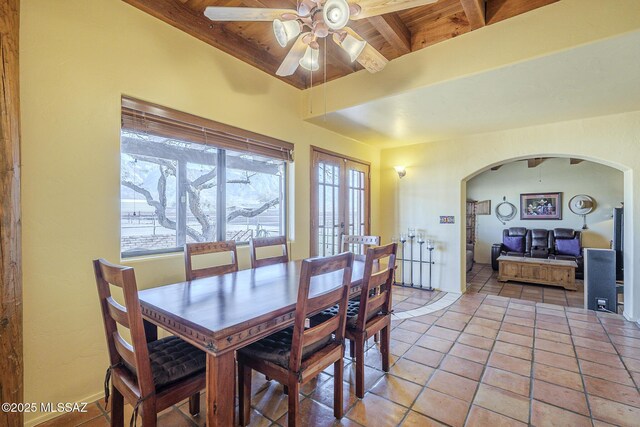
[0,1,23,426]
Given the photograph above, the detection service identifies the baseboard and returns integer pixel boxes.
[24,390,104,427]
[622,310,638,323]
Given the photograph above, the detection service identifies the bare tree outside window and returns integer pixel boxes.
[120,131,285,256]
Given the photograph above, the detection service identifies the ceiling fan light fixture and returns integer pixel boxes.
[341,34,366,62]
[299,46,320,71]
[323,0,350,30]
[273,19,301,47]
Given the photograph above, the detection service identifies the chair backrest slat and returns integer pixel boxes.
[342,235,381,255]
[113,332,137,369]
[289,252,353,373]
[93,259,155,397]
[185,241,238,280]
[356,243,397,332]
[249,236,289,268]
[107,297,130,328]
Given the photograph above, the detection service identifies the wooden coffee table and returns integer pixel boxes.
[497,256,578,290]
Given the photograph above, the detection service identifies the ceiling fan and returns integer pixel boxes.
[204,0,438,77]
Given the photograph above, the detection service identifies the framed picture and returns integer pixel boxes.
[520,192,562,220]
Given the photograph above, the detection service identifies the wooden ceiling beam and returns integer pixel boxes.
[123,0,308,88]
[460,0,485,30]
[367,14,412,55]
[485,0,559,25]
[527,158,545,168]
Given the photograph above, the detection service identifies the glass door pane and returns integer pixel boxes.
[313,152,344,256]
[345,161,369,255]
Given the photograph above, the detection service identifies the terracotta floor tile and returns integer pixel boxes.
[487,353,532,377]
[570,327,610,341]
[409,314,439,325]
[469,317,502,330]
[389,358,435,385]
[403,345,445,368]
[532,363,584,391]
[579,360,635,386]
[472,384,530,423]
[465,405,527,427]
[506,308,536,320]
[425,326,461,342]
[464,324,499,340]
[428,370,479,402]
[434,317,468,332]
[509,303,535,312]
[397,320,431,334]
[412,388,470,427]
[534,338,575,357]
[400,411,447,427]
[389,339,412,357]
[536,320,571,334]
[500,322,534,337]
[530,400,592,427]
[37,403,105,427]
[610,334,640,349]
[572,336,616,354]
[575,346,624,368]
[457,332,494,351]
[276,398,340,427]
[589,395,640,427]
[415,334,454,353]
[450,343,490,364]
[493,342,532,361]
[482,367,530,396]
[584,376,640,408]
[605,325,640,339]
[615,344,640,360]
[474,309,505,322]
[532,379,589,415]
[534,329,572,344]
[443,311,473,323]
[503,315,535,328]
[534,349,579,372]
[622,356,640,372]
[346,392,408,426]
[370,374,422,408]
[440,355,485,381]
[392,328,423,345]
[497,331,533,347]
[310,377,358,414]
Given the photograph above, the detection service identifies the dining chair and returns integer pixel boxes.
[237,252,354,427]
[93,259,205,427]
[341,234,381,255]
[184,240,238,281]
[249,235,289,268]
[312,242,397,398]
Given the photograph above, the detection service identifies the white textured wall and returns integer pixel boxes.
[467,158,623,264]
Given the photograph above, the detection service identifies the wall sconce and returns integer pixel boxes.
[394,166,406,178]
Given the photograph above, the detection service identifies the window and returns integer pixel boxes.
[120,98,290,257]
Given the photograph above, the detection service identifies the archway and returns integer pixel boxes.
[460,154,633,317]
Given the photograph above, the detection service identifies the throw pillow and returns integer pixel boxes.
[556,238,581,257]
[503,236,525,253]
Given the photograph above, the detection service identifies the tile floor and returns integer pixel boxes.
[39,287,640,427]
[466,264,585,308]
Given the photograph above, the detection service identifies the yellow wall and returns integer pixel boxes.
[379,110,640,320]
[20,1,379,424]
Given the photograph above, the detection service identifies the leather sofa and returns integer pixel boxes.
[491,227,583,279]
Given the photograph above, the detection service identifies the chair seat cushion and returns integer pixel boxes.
[147,336,206,389]
[311,299,382,330]
[237,327,334,369]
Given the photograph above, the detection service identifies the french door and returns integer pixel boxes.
[310,148,370,257]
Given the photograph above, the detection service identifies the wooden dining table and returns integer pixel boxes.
[138,259,366,427]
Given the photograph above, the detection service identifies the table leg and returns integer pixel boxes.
[206,352,236,427]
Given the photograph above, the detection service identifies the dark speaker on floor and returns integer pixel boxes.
[584,248,616,312]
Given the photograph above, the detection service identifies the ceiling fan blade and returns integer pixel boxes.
[204,7,298,22]
[276,33,310,76]
[350,0,439,20]
[334,28,388,73]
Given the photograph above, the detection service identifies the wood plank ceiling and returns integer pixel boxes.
[123,0,559,89]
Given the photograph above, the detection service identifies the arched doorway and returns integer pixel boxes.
[460,153,634,307]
